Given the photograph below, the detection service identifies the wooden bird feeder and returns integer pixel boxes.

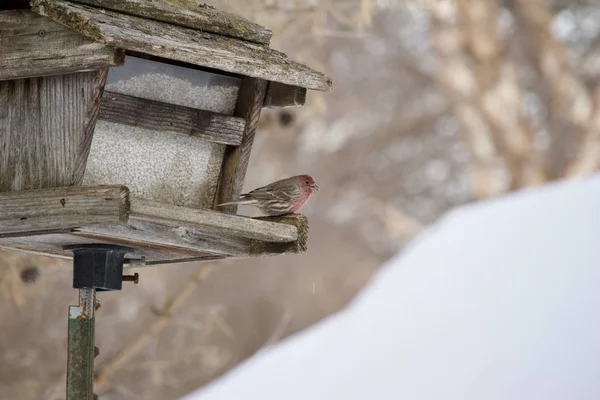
[0,0,333,266]
[1,1,332,398]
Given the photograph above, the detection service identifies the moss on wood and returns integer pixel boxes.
[64,0,272,44]
[31,0,333,91]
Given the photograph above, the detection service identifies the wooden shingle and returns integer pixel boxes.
[65,0,272,44]
[32,0,333,91]
[0,10,123,81]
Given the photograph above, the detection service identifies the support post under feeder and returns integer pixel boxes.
[64,244,134,400]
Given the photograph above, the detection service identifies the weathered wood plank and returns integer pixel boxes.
[214,77,269,213]
[69,0,272,44]
[170,213,308,258]
[73,67,108,186]
[0,242,73,260]
[0,70,111,192]
[76,221,235,256]
[99,91,246,146]
[0,185,130,236]
[0,232,219,264]
[71,229,216,258]
[32,0,333,91]
[131,198,297,243]
[73,198,303,257]
[0,200,307,260]
[0,10,123,81]
[263,82,307,108]
[75,214,306,258]
[0,189,307,260]
[250,214,308,256]
[142,256,225,266]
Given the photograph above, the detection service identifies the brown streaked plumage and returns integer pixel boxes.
[216,175,319,216]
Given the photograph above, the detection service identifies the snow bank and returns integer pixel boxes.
[183,175,600,400]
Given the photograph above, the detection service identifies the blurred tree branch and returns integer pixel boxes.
[426,0,547,198]
[94,265,214,394]
[515,0,600,178]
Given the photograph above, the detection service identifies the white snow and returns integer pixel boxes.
[182,174,600,400]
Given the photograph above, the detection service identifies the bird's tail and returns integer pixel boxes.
[215,197,257,207]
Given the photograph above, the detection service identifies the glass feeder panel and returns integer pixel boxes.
[105,55,241,114]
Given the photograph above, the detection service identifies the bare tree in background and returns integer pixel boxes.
[516,0,600,178]
[426,0,600,198]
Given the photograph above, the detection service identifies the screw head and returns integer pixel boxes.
[122,273,140,284]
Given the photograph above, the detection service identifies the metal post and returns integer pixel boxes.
[63,244,133,400]
[67,287,97,400]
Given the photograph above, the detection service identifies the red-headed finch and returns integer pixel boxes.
[216,175,319,216]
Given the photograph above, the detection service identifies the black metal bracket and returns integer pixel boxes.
[64,244,133,291]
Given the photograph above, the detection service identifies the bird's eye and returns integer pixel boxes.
[306,181,310,185]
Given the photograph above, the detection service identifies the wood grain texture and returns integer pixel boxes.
[74,215,304,258]
[71,229,217,259]
[0,70,111,192]
[250,214,308,256]
[214,77,269,213]
[141,256,225,266]
[0,187,307,260]
[131,198,297,243]
[0,232,222,264]
[0,10,123,81]
[72,67,108,185]
[73,199,304,258]
[263,82,307,108]
[76,221,233,256]
[68,0,272,44]
[0,185,129,236]
[177,213,308,258]
[32,0,333,91]
[99,91,246,146]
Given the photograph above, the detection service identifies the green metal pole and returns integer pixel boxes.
[66,288,96,400]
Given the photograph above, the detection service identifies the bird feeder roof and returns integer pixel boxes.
[65,0,273,44]
[31,0,333,91]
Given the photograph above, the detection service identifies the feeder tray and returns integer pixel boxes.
[0,185,307,265]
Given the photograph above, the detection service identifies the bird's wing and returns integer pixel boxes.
[244,180,297,201]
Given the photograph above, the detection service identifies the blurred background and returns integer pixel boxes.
[2,0,600,398]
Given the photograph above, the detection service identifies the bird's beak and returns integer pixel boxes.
[312,183,320,191]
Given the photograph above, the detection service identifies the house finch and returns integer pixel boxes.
[216,175,319,216]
